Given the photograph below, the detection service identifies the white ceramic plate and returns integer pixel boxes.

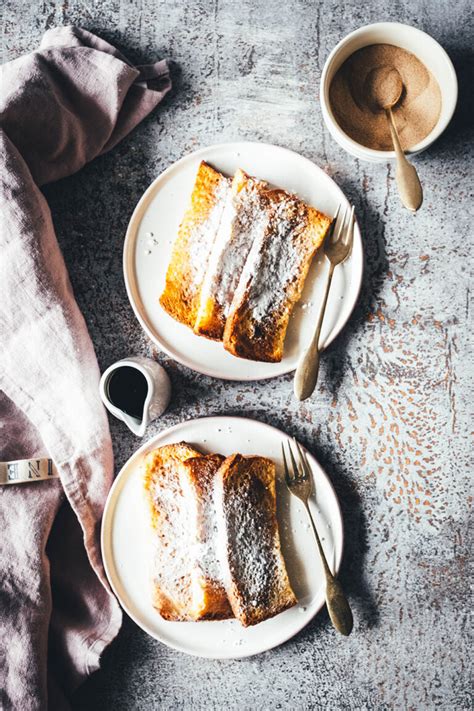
[101,416,344,659]
[123,142,363,380]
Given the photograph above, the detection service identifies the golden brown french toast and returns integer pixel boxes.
[182,455,233,619]
[214,454,296,626]
[143,442,202,620]
[144,443,297,626]
[194,169,270,341]
[159,161,231,328]
[144,442,226,620]
[144,443,231,621]
[223,190,331,362]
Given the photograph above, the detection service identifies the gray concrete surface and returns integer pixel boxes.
[2,1,473,709]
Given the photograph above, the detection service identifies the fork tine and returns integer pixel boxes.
[332,204,349,244]
[294,440,313,485]
[302,448,313,479]
[287,440,301,480]
[331,204,341,232]
[324,204,341,244]
[281,442,292,486]
[342,205,355,247]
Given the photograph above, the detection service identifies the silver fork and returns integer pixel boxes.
[282,439,353,636]
[294,204,355,401]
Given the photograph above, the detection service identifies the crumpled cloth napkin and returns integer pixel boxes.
[0,26,171,710]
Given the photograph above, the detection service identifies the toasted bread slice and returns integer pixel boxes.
[143,442,203,620]
[223,191,331,362]
[194,169,270,341]
[182,454,233,619]
[214,454,296,626]
[144,443,231,621]
[159,161,231,328]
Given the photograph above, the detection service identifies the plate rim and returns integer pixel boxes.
[123,140,364,381]
[101,414,344,659]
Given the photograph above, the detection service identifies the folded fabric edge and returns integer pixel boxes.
[83,599,123,681]
[0,371,124,688]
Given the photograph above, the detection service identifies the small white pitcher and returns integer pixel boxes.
[99,356,171,437]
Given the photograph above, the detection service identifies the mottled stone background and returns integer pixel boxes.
[2,0,473,709]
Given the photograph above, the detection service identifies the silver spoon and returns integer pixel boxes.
[368,66,423,212]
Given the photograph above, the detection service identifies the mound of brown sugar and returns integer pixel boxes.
[329,44,442,151]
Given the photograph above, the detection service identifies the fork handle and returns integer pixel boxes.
[325,575,354,636]
[294,263,335,401]
[304,502,353,636]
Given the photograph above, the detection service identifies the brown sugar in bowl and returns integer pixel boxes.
[320,22,457,162]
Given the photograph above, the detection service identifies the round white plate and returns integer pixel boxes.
[101,416,344,659]
[123,142,363,380]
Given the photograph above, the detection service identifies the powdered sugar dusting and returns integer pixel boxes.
[198,178,269,318]
[188,177,231,283]
[146,449,294,623]
[195,469,225,582]
[215,458,293,617]
[148,452,228,611]
[244,198,307,323]
[213,473,232,589]
[148,458,198,610]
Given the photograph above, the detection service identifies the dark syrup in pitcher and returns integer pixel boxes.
[107,366,148,419]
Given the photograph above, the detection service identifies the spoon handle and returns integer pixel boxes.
[386,108,423,212]
[294,263,335,401]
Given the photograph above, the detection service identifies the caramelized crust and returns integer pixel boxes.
[160,162,330,362]
[215,454,296,626]
[194,169,269,341]
[223,191,331,362]
[143,442,202,620]
[183,455,233,619]
[159,161,231,328]
[144,444,233,621]
[144,443,297,627]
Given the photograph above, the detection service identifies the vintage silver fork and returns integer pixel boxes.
[294,204,355,401]
[282,439,353,636]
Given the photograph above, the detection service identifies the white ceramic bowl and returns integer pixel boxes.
[320,22,458,162]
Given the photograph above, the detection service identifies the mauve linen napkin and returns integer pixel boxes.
[0,26,171,710]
